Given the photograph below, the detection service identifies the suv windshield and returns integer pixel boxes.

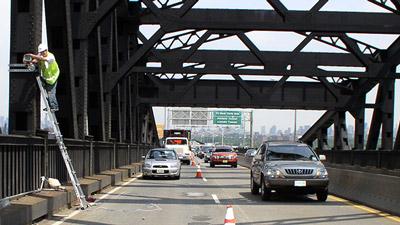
[214,148,233,153]
[148,150,177,160]
[267,146,316,161]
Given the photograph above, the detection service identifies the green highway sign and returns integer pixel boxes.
[213,111,242,125]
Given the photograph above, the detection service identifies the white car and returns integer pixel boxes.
[142,148,181,179]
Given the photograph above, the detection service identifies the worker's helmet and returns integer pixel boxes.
[38,43,48,53]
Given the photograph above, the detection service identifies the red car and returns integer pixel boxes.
[210,146,238,168]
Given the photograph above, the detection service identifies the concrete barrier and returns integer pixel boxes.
[119,165,136,177]
[85,175,112,190]
[112,169,129,181]
[32,191,68,216]
[11,196,48,223]
[78,178,100,196]
[0,164,142,225]
[0,204,31,225]
[100,170,122,185]
[327,167,400,216]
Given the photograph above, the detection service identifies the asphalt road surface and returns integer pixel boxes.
[40,160,400,225]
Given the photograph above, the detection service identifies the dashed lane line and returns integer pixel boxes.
[51,175,141,225]
[212,194,220,204]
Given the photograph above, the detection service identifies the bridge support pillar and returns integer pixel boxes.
[317,128,329,150]
[381,80,394,150]
[353,107,365,150]
[334,112,350,150]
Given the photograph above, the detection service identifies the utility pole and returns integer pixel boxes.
[294,110,297,141]
[221,126,224,145]
[250,111,254,148]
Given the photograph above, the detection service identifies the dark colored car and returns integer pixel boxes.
[210,146,238,168]
[250,142,329,201]
[201,146,215,162]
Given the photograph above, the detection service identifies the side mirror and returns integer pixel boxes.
[319,155,326,161]
[254,154,262,160]
[141,155,146,159]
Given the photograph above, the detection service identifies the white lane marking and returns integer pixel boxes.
[51,210,81,225]
[51,175,141,225]
[202,177,207,182]
[211,194,220,204]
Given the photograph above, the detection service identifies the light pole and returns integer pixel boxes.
[221,127,224,145]
[294,109,297,141]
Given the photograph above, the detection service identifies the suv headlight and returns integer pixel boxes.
[316,168,328,178]
[144,163,151,168]
[266,168,285,178]
[170,163,179,168]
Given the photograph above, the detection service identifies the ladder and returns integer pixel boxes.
[9,60,89,209]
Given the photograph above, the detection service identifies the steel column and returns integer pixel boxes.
[334,112,350,150]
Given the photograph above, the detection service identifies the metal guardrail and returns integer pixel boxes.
[0,135,155,199]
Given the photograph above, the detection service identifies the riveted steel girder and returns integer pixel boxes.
[140,9,400,34]
[138,78,356,110]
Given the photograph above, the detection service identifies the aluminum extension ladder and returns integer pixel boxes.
[9,60,89,210]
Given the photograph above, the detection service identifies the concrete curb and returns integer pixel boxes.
[0,163,142,225]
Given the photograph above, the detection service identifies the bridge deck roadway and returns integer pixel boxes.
[40,161,399,225]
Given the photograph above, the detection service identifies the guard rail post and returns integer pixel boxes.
[36,130,49,179]
[109,138,116,169]
[85,135,94,176]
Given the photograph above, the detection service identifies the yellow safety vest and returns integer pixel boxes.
[39,52,60,85]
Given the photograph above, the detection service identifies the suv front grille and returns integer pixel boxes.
[285,168,313,175]
[153,165,168,168]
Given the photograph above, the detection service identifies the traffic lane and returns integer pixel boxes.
[40,164,226,225]
[200,162,399,225]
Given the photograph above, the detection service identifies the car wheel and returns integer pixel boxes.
[210,163,215,168]
[250,173,259,195]
[260,176,271,201]
[316,190,328,202]
[175,174,181,180]
[232,164,237,168]
[142,175,149,180]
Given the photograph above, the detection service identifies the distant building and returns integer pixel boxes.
[261,125,266,135]
[269,125,277,135]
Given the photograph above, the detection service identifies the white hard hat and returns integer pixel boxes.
[38,43,48,53]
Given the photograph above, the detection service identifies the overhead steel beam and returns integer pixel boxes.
[149,50,364,67]
[300,111,336,143]
[140,10,400,34]
[79,0,122,39]
[138,79,352,110]
[266,0,288,20]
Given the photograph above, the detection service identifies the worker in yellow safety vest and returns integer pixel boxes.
[27,43,60,111]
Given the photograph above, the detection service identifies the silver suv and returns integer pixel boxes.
[250,142,329,201]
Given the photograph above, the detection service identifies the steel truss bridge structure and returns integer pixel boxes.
[10,0,400,150]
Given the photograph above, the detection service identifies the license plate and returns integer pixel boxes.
[223,160,228,163]
[294,180,306,187]
[156,169,164,174]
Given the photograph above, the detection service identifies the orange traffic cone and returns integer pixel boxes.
[224,205,236,225]
[195,168,203,178]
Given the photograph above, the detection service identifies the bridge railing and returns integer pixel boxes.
[0,135,155,199]
[316,150,400,170]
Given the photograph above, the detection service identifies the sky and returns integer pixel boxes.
[0,0,10,119]
[0,0,399,135]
